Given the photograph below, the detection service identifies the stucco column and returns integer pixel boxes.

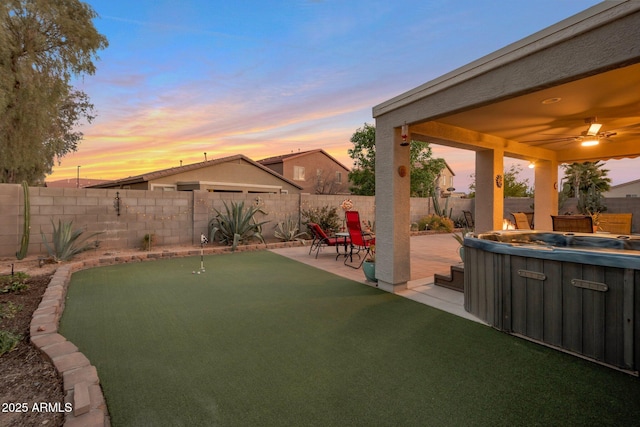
[533,159,558,231]
[375,118,411,292]
[475,149,504,232]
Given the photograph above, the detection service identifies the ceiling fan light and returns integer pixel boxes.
[581,137,599,147]
[586,122,602,136]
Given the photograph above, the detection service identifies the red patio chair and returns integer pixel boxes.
[344,211,375,269]
[307,222,350,259]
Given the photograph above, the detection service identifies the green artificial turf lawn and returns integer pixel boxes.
[60,251,640,426]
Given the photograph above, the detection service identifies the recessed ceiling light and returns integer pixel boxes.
[541,97,562,104]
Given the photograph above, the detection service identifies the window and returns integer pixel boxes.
[335,171,342,183]
[293,166,305,181]
[151,184,176,191]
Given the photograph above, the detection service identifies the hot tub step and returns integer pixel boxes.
[434,265,464,292]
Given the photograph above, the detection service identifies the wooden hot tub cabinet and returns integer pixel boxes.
[464,231,640,374]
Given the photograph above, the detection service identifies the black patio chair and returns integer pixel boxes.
[462,210,474,229]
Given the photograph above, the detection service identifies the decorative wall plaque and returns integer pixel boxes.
[517,270,546,281]
[571,279,608,292]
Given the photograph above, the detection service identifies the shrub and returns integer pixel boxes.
[208,201,269,251]
[301,206,341,233]
[0,272,29,294]
[142,233,155,251]
[274,216,308,242]
[452,215,467,229]
[0,330,22,356]
[0,302,23,319]
[418,214,454,232]
[41,219,101,262]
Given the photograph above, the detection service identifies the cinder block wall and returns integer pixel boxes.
[1,184,195,256]
[5,184,640,257]
[10,183,639,257]
[410,197,474,225]
[192,191,305,242]
[0,184,477,257]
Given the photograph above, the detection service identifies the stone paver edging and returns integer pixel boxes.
[29,241,305,426]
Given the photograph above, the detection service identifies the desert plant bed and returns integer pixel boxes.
[0,273,64,427]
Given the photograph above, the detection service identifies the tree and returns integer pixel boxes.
[503,165,533,197]
[561,161,611,213]
[0,0,108,184]
[468,164,533,198]
[409,140,446,198]
[347,123,376,195]
[312,169,349,195]
[561,161,611,198]
[347,123,445,196]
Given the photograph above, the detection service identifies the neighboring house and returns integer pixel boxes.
[46,178,110,188]
[89,154,303,193]
[436,161,456,196]
[604,178,640,198]
[257,149,350,194]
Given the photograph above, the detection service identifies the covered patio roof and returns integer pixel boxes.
[372,1,640,293]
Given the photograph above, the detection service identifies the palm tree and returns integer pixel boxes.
[561,161,611,213]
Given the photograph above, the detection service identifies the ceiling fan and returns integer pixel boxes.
[523,117,617,147]
[578,117,617,146]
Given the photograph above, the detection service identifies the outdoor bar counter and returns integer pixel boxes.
[464,230,640,374]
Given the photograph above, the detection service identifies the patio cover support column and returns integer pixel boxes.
[375,119,411,292]
[533,159,558,231]
[475,149,504,232]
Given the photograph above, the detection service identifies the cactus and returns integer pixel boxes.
[577,184,607,215]
[16,181,30,260]
[431,191,451,219]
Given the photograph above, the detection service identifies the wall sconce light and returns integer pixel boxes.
[114,191,121,216]
[528,161,535,169]
[401,122,409,146]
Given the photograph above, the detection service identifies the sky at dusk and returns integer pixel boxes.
[50,0,639,191]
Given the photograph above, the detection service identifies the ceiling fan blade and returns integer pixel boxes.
[607,122,640,135]
[598,131,617,139]
[522,136,581,145]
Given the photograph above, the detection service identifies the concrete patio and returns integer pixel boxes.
[271,233,483,323]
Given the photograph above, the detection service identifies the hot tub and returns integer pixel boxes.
[464,230,640,374]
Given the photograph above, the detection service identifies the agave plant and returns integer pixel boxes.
[208,201,269,251]
[274,215,308,243]
[41,219,102,262]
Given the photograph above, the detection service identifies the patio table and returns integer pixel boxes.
[335,232,351,260]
